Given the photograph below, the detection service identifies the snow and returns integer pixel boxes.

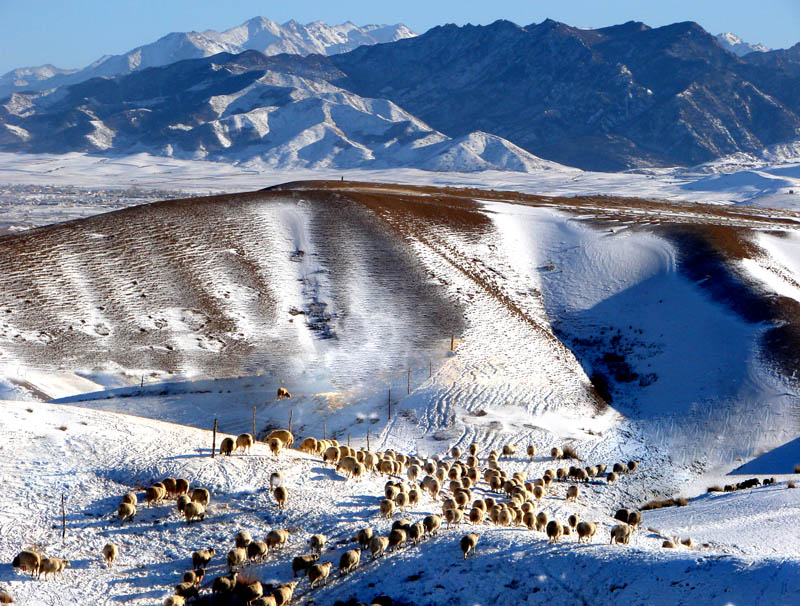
[715,32,770,56]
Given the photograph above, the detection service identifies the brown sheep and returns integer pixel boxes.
[190,487,210,507]
[212,573,237,597]
[101,543,118,567]
[568,514,579,529]
[266,529,290,551]
[546,520,563,543]
[220,437,235,456]
[273,486,288,508]
[163,596,185,606]
[269,471,283,489]
[551,446,563,459]
[566,485,579,502]
[300,437,318,454]
[176,494,190,514]
[0,590,12,604]
[379,499,395,519]
[339,549,360,576]
[247,541,268,564]
[174,582,199,601]
[162,477,177,497]
[614,508,630,523]
[117,502,136,524]
[226,548,247,571]
[357,527,374,550]
[502,444,517,458]
[277,387,291,399]
[627,511,642,528]
[146,485,166,507]
[460,533,479,558]
[273,581,298,606]
[235,433,254,454]
[607,472,618,483]
[268,429,294,448]
[628,460,639,472]
[576,521,597,543]
[235,530,253,549]
[536,511,548,532]
[121,492,137,506]
[423,514,442,535]
[182,569,205,586]
[183,502,206,524]
[610,524,632,545]
[11,551,41,578]
[662,539,676,548]
[388,528,407,551]
[40,557,70,579]
[308,561,333,588]
[292,554,319,577]
[527,444,536,459]
[191,548,215,569]
[174,478,190,496]
[309,534,326,553]
[369,536,390,559]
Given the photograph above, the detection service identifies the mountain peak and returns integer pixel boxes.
[716,32,770,56]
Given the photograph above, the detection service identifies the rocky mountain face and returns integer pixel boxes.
[1,19,798,172]
[0,51,555,172]
[715,32,769,56]
[0,18,416,100]
[331,20,800,170]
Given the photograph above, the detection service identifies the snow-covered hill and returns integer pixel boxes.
[0,17,416,100]
[716,32,770,56]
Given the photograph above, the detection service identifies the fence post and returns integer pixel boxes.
[61,494,66,541]
[451,334,455,351]
[388,389,391,420]
[212,418,217,458]
[289,409,294,433]
[429,360,432,378]
[408,369,411,394]
[323,423,327,440]
[367,426,370,451]
[348,433,351,447]
[252,406,256,439]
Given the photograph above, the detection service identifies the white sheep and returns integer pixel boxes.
[576,521,597,543]
[308,561,332,588]
[423,514,442,535]
[226,548,246,571]
[235,433,254,454]
[191,548,215,569]
[610,524,632,545]
[273,581,298,606]
[339,549,360,576]
[183,502,206,524]
[117,502,136,524]
[268,429,294,448]
[369,536,390,559]
[309,534,326,554]
[190,487,210,506]
[357,527,373,550]
[40,557,70,579]
[546,520,563,543]
[266,529,290,551]
[566,485,579,502]
[460,533,479,558]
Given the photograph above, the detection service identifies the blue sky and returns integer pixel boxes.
[1,0,798,74]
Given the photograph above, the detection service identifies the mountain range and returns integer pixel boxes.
[1,18,798,172]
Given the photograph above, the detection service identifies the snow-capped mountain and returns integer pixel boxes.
[0,17,416,100]
[0,51,555,173]
[716,32,770,56]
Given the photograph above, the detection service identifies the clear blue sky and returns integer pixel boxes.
[1,0,798,74]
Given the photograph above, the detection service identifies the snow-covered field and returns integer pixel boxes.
[1,164,799,604]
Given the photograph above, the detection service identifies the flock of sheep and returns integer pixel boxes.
[11,414,686,606]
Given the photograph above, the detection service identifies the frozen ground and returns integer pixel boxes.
[1,149,800,232]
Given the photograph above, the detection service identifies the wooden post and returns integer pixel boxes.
[408,369,411,394]
[367,426,370,451]
[451,334,455,351]
[429,360,432,378]
[347,433,351,447]
[289,409,294,433]
[323,423,327,440]
[388,389,391,420]
[212,418,217,458]
[252,406,256,439]
[61,494,66,541]
[140,375,144,389]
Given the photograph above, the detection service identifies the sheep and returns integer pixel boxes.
[610,524,632,545]
[546,520,563,543]
[614,509,630,523]
[445,507,464,528]
[533,485,545,501]
[11,551,40,578]
[163,597,185,606]
[323,446,341,464]
[162,477,178,497]
[267,429,294,448]
[339,549,361,576]
[627,460,639,472]
[220,437,235,456]
[190,487,210,506]
[469,507,485,525]
[536,511,549,532]
[522,511,535,530]
[527,444,536,459]
[226,548,247,572]
[174,582,199,602]
[357,527,374,550]
[407,464,421,483]
[607,472,618,483]
[236,433,254,454]
[269,438,284,457]
[101,543,118,567]
[613,462,626,474]
[191,548,215,569]
[451,446,462,460]
[175,478,190,496]
[266,529,290,551]
[40,557,70,579]
[662,539,676,549]
[568,514,579,529]
[460,533,479,559]
[292,553,320,577]
[174,495,190,517]
[182,569,205,586]
[121,492,137,505]
[576,521,597,543]
[117,502,136,524]
[146,485,166,507]
[566,485,579,502]
[627,511,642,528]
[273,581,298,606]
[423,514,442,535]
[184,501,205,524]
[234,579,263,605]
[551,446,563,459]
[379,499,395,519]
[273,486,288,508]
[370,536,390,559]
[388,528,407,551]
[300,437,318,454]
[269,471,283,490]
[247,541,268,563]
[308,561,333,588]
[0,590,12,604]
[277,387,291,399]
[212,573,238,597]
[337,456,360,478]
[468,442,479,456]
[306,533,326,554]
[235,530,253,549]
[502,444,517,458]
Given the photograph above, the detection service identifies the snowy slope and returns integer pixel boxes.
[0,18,416,100]
[716,32,770,56]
